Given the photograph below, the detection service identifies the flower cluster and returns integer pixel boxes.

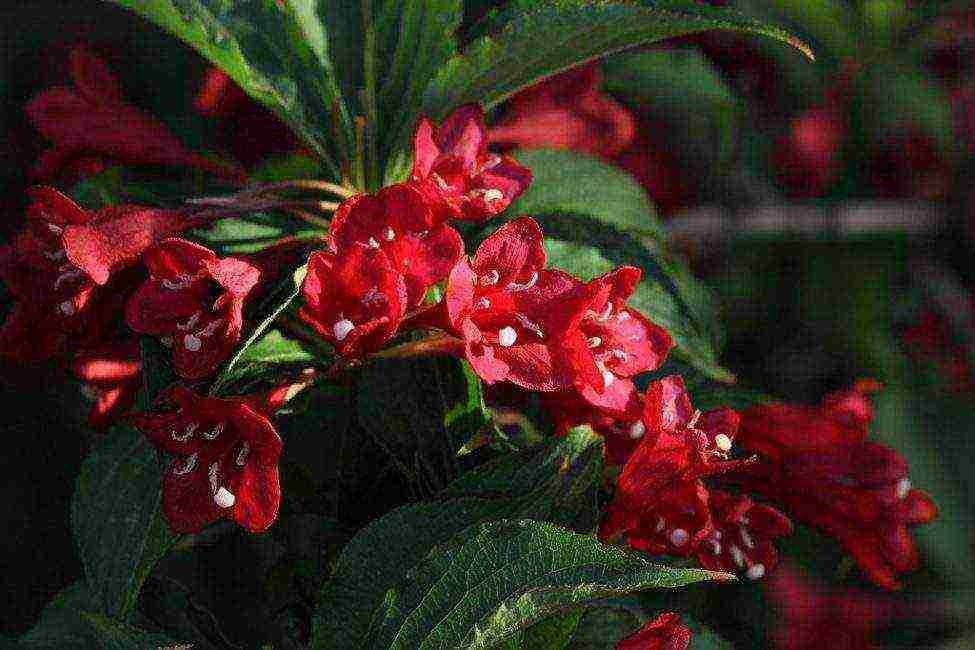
[0,82,936,610]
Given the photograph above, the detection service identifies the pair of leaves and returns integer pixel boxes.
[312,427,727,649]
[108,0,812,186]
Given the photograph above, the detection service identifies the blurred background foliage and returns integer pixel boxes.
[2,0,975,648]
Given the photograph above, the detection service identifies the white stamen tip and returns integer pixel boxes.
[498,326,517,347]
[482,188,504,203]
[670,528,689,547]
[715,434,732,452]
[236,442,250,467]
[655,516,666,533]
[214,487,236,508]
[587,336,602,349]
[160,336,174,347]
[601,368,615,388]
[59,300,75,316]
[746,564,766,580]
[366,237,380,248]
[480,269,500,286]
[183,334,202,352]
[628,421,646,439]
[383,226,395,241]
[333,319,355,341]
[896,477,912,500]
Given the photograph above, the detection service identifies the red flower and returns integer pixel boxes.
[600,376,744,556]
[736,385,938,590]
[26,46,240,182]
[298,245,408,359]
[444,217,595,390]
[573,266,673,413]
[330,184,464,307]
[0,187,187,361]
[696,490,792,580]
[131,385,283,533]
[766,562,916,650]
[410,104,532,221]
[72,337,142,429]
[489,64,637,158]
[125,238,261,379]
[615,612,691,650]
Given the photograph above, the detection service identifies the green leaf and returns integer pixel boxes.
[442,426,604,532]
[106,0,351,177]
[211,263,309,394]
[498,607,584,650]
[602,50,740,163]
[209,329,316,396]
[423,0,813,119]
[313,425,605,650]
[313,498,524,649]
[506,148,663,239]
[565,605,641,649]
[365,519,728,649]
[192,212,322,256]
[71,426,179,620]
[18,582,178,649]
[354,355,493,495]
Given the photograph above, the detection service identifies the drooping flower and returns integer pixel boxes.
[764,562,938,650]
[72,337,142,430]
[735,384,938,590]
[125,238,261,379]
[26,46,240,181]
[329,183,464,307]
[444,216,596,390]
[298,245,408,359]
[695,490,792,580]
[0,187,189,360]
[410,104,532,221]
[131,385,284,533]
[489,64,637,158]
[572,266,673,413]
[615,612,691,650]
[600,375,745,556]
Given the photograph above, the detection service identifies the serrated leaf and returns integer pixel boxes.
[209,329,316,396]
[18,582,179,649]
[312,498,524,649]
[365,519,728,649]
[506,148,663,239]
[70,426,178,620]
[313,424,606,650]
[423,0,813,120]
[106,0,351,177]
[442,426,604,532]
[354,355,493,495]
